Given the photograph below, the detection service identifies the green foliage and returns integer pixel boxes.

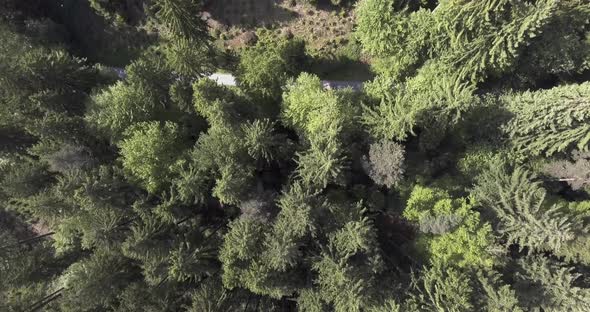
[88,0,149,26]
[212,161,254,205]
[473,161,585,253]
[162,37,215,78]
[0,157,51,199]
[361,63,475,148]
[313,210,385,311]
[219,183,320,298]
[514,256,590,311]
[190,80,269,204]
[477,270,523,312]
[295,140,347,189]
[150,0,214,78]
[283,73,358,140]
[0,24,100,145]
[0,225,58,311]
[88,0,129,25]
[512,2,590,85]
[52,166,137,251]
[87,55,175,141]
[116,281,177,312]
[457,145,507,182]
[169,160,210,205]
[407,263,475,312]
[220,184,391,310]
[357,0,590,148]
[151,0,208,42]
[219,218,268,292]
[356,0,430,79]
[189,124,256,205]
[503,82,590,159]
[57,249,132,311]
[404,185,495,268]
[3,0,590,310]
[242,119,283,162]
[237,31,306,103]
[188,278,240,312]
[119,121,185,193]
[554,201,590,265]
[282,73,359,188]
[357,0,562,82]
[264,182,317,271]
[193,78,256,127]
[298,288,330,312]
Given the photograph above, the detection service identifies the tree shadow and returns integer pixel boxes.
[204,0,299,27]
[58,0,154,66]
[307,56,375,82]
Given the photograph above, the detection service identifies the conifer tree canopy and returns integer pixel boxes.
[2,0,590,310]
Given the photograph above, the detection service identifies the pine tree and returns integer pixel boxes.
[237,31,306,104]
[50,166,139,252]
[151,0,215,78]
[56,249,134,311]
[0,23,100,149]
[162,37,215,78]
[282,73,359,188]
[86,55,176,141]
[476,270,522,312]
[514,256,590,311]
[312,207,386,312]
[116,281,180,312]
[241,119,284,163]
[358,0,566,83]
[220,183,393,310]
[263,182,318,272]
[356,0,431,80]
[473,160,585,253]
[190,79,285,205]
[187,278,242,312]
[357,0,589,148]
[406,263,475,312]
[361,62,475,149]
[151,0,208,42]
[511,1,590,85]
[219,218,269,293]
[0,227,60,312]
[503,82,590,159]
[118,121,186,194]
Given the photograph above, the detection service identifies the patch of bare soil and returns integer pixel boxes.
[204,0,355,52]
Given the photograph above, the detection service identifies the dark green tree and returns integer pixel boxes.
[514,256,590,311]
[503,82,590,159]
[237,31,306,105]
[473,160,587,254]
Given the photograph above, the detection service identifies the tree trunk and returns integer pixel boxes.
[200,223,224,246]
[0,231,55,250]
[244,293,252,312]
[27,287,63,312]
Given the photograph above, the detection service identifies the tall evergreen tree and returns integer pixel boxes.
[473,160,587,254]
[503,82,590,159]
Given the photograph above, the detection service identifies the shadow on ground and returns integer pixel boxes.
[205,0,299,27]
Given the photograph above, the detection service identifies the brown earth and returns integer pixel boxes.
[204,0,355,53]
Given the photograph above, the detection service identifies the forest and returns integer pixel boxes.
[1,0,590,311]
